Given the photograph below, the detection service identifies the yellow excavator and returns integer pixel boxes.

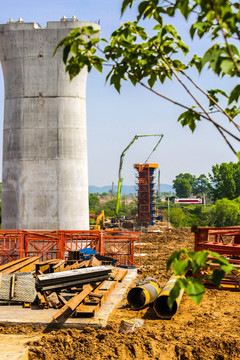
[89,210,105,230]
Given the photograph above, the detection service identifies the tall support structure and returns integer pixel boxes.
[134,163,158,226]
[0,18,100,230]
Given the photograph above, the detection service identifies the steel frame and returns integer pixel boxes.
[0,230,141,266]
[192,226,240,260]
[135,164,157,225]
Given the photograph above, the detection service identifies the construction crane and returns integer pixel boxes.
[115,134,164,215]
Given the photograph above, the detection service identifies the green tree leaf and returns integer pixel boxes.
[185,278,205,305]
[228,84,240,104]
[178,110,201,133]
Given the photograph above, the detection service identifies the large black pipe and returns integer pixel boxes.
[127,277,161,310]
[153,276,184,319]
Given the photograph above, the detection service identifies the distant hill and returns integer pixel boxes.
[89,184,174,195]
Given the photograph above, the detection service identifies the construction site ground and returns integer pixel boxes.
[1,228,240,359]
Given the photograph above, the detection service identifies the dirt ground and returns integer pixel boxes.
[1,228,240,359]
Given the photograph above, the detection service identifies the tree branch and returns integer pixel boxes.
[178,67,240,132]
[136,77,240,144]
[213,8,240,76]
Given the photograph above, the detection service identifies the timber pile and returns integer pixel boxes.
[0,257,39,274]
[0,249,127,322]
[51,267,128,323]
[0,255,128,319]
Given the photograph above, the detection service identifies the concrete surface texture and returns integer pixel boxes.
[0,18,100,230]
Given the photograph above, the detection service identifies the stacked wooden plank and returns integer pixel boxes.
[0,257,39,274]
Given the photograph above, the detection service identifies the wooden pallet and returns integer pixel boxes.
[75,268,128,318]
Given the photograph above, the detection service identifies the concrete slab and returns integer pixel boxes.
[0,334,40,360]
[0,269,138,329]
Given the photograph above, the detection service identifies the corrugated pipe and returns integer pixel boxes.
[153,275,184,319]
[127,277,161,310]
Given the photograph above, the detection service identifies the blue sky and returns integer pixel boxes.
[0,0,238,186]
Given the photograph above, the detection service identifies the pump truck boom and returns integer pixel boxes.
[115,134,164,215]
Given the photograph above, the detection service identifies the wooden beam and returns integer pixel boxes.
[2,257,39,274]
[114,269,128,282]
[0,258,28,272]
[75,269,128,318]
[52,283,94,322]
[10,274,15,299]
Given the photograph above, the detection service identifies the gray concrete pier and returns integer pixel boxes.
[0,18,100,229]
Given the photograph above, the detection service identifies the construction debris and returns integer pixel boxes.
[0,249,129,321]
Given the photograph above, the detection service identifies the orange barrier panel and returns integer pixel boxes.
[192,226,240,261]
[0,230,141,266]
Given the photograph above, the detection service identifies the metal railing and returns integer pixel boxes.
[0,230,141,266]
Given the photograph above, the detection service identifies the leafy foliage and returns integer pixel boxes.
[165,204,212,228]
[173,173,211,197]
[55,0,240,156]
[172,177,192,198]
[212,198,240,227]
[89,193,137,217]
[210,162,240,201]
[89,193,100,212]
[166,248,236,308]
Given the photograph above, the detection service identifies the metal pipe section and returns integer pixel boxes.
[127,277,161,310]
[153,276,184,319]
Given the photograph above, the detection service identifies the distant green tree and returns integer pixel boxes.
[182,205,212,227]
[128,202,138,216]
[193,174,211,197]
[101,192,108,197]
[210,162,240,201]
[173,177,191,198]
[169,207,185,227]
[89,193,100,211]
[213,198,240,227]
[101,199,117,217]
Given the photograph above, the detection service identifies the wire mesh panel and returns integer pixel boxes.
[0,273,36,303]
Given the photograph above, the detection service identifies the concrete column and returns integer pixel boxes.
[0,19,100,229]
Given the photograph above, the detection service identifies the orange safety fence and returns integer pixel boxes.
[0,229,141,267]
[192,226,240,259]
